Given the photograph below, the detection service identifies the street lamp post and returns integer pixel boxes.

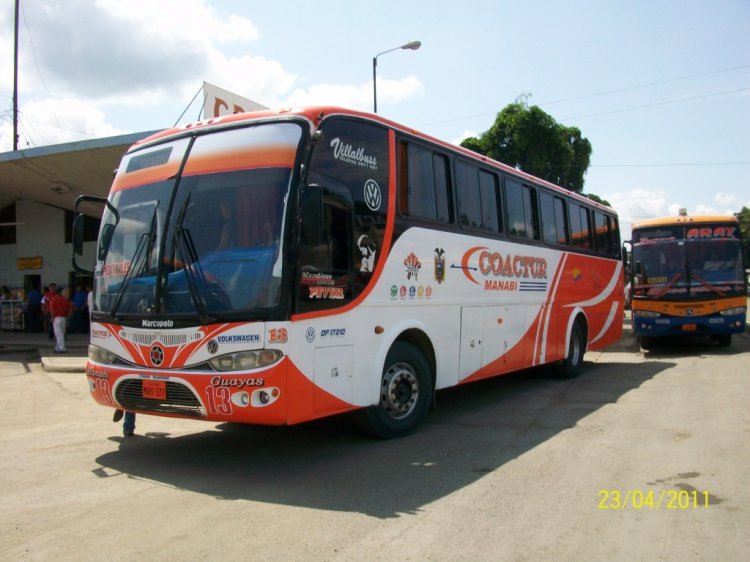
[372,40,421,114]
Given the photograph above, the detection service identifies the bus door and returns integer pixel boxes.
[295,116,390,410]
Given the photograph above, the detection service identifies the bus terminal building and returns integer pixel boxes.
[0,131,154,330]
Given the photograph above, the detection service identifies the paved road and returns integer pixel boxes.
[1,326,748,561]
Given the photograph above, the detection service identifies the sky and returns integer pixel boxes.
[1,0,749,239]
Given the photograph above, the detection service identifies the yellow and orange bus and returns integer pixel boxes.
[629,213,746,349]
[74,106,623,437]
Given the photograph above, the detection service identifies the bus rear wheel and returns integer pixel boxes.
[360,342,432,438]
[554,322,585,378]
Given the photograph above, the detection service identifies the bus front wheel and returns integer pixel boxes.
[360,342,432,438]
[716,334,732,347]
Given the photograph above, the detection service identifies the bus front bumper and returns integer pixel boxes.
[86,359,290,425]
[632,312,746,338]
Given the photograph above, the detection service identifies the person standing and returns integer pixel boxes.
[42,283,57,340]
[26,284,43,333]
[112,409,136,437]
[71,285,87,333]
[48,286,72,353]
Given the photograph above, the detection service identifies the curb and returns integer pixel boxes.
[39,347,88,373]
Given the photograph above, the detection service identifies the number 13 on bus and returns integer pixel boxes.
[74,106,625,438]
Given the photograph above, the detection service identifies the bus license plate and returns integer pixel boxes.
[142,380,166,400]
[682,324,697,332]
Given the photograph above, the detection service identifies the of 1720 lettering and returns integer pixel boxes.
[598,489,710,510]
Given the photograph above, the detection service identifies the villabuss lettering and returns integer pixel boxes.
[330,137,378,169]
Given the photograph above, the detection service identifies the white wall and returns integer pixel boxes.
[0,199,97,295]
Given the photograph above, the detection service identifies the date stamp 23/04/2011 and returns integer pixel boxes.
[597,489,713,510]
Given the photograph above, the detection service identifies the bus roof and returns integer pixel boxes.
[632,214,739,230]
[130,105,617,214]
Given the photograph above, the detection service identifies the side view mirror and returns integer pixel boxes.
[73,213,86,257]
[72,195,119,274]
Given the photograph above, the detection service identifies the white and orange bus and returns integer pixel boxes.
[73,106,624,437]
[629,213,746,349]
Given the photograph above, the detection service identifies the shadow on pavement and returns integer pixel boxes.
[95,358,673,519]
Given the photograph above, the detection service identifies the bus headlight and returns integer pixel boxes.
[637,311,660,318]
[89,345,116,364]
[720,307,746,316]
[209,349,282,371]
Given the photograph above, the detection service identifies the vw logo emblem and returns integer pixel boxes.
[686,308,694,316]
[207,340,218,354]
[364,179,381,211]
[305,327,315,343]
[150,345,165,366]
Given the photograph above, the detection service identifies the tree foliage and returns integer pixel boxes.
[735,206,750,269]
[461,98,592,194]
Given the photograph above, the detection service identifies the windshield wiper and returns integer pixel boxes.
[689,273,726,298]
[653,272,683,299]
[110,204,158,318]
[171,195,213,323]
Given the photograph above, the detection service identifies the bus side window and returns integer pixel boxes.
[569,202,593,249]
[400,142,451,223]
[456,160,482,228]
[505,179,539,240]
[579,206,592,248]
[540,191,568,246]
[297,184,354,312]
[593,211,612,255]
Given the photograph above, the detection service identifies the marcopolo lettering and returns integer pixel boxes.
[142,319,174,328]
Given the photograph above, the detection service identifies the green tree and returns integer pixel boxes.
[735,206,750,269]
[461,97,592,194]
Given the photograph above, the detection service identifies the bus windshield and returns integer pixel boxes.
[93,122,302,321]
[687,238,745,296]
[632,229,745,300]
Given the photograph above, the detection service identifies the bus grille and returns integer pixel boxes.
[118,330,204,347]
[115,379,206,418]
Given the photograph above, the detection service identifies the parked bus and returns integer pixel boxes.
[629,213,746,348]
[73,106,624,437]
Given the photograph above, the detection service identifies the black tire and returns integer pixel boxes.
[359,342,432,438]
[639,335,654,350]
[717,334,732,347]
[554,322,585,378]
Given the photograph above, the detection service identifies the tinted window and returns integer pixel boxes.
[456,161,482,228]
[456,161,501,232]
[479,170,501,232]
[303,118,390,310]
[593,211,611,254]
[505,179,538,240]
[540,192,568,246]
[554,196,568,245]
[401,143,451,222]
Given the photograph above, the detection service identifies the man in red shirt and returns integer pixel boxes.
[48,286,72,353]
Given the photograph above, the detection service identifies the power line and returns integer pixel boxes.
[539,63,750,107]
[419,63,750,128]
[591,161,750,168]
[560,87,750,121]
